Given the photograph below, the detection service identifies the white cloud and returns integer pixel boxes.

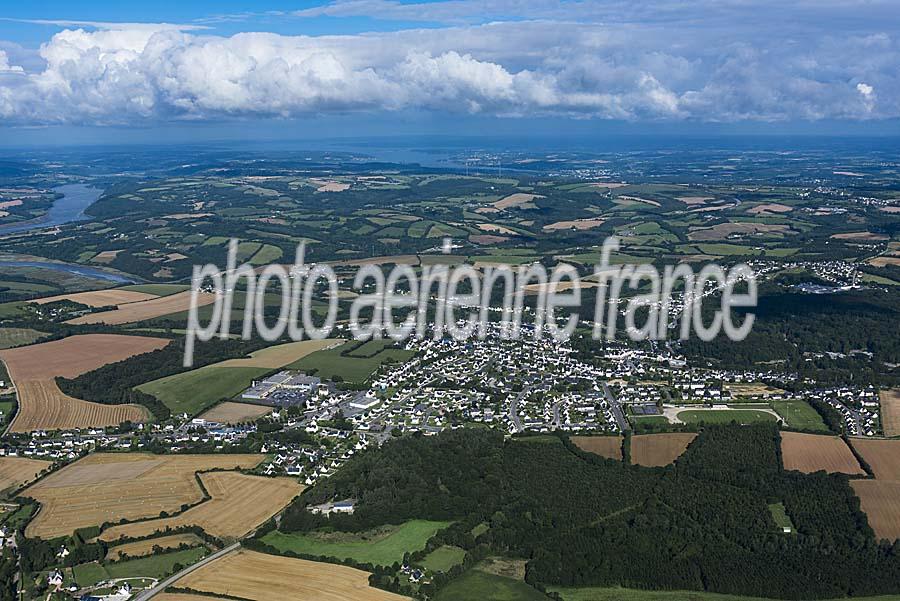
[0,17,897,125]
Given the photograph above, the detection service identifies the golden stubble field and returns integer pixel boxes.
[879,389,900,437]
[30,289,157,307]
[106,533,204,560]
[65,291,216,325]
[0,456,49,491]
[100,472,302,541]
[571,436,623,461]
[849,439,900,540]
[780,432,865,475]
[630,433,697,467]
[23,452,263,539]
[0,334,170,432]
[176,549,411,601]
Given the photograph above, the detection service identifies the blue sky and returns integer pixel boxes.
[1,1,899,144]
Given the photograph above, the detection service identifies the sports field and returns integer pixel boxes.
[286,339,415,384]
[770,400,828,431]
[24,452,263,539]
[676,409,777,425]
[780,432,864,474]
[261,519,449,565]
[174,549,411,601]
[100,472,302,541]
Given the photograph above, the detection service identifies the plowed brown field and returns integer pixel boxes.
[851,480,900,540]
[100,472,302,541]
[851,439,900,480]
[175,549,411,601]
[781,432,865,474]
[571,436,623,461]
[631,433,697,467]
[0,334,169,432]
[23,453,263,539]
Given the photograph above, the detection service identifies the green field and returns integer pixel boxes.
[768,502,795,533]
[136,365,269,415]
[435,569,551,601]
[770,400,829,432]
[550,588,900,601]
[0,400,13,419]
[0,327,46,350]
[261,520,449,566]
[287,340,415,384]
[0,302,26,319]
[677,409,778,425]
[420,546,467,572]
[72,547,207,586]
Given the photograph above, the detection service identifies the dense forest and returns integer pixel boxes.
[274,426,900,600]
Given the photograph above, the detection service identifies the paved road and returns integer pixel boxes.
[603,382,630,432]
[132,542,240,601]
[508,387,530,433]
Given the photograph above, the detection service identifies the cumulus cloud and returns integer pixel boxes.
[0,14,898,125]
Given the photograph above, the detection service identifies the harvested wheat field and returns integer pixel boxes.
[200,402,272,423]
[65,291,216,325]
[543,218,605,231]
[477,223,519,235]
[106,533,205,560]
[0,456,49,491]
[156,595,232,601]
[11,380,149,432]
[880,389,900,437]
[631,433,697,467]
[493,193,542,210]
[851,439,900,480]
[831,232,890,241]
[30,289,157,307]
[216,339,342,369]
[869,256,900,268]
[101,472,302,542]
[780,432,865,475]
[0,334,170,432]
[23,452,263,539]
[747,203,793,214]
[677,196,713,205]
[851,480,900,540]
[571,436,623,461]
[175,549,411,601]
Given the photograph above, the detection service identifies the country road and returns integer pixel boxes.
[132,542,240,601]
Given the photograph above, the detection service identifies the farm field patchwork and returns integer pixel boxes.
[287,339,416,384]
[23,452,263,539]
[0,456,49,492]
[780,432,864,474]
[100,472,302,541]
[174,549,411,601]
[0,334,169,432]
[571,436,623,461]
[216,338,343,368]
[260,519,450,566]
[630,433,697,467]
